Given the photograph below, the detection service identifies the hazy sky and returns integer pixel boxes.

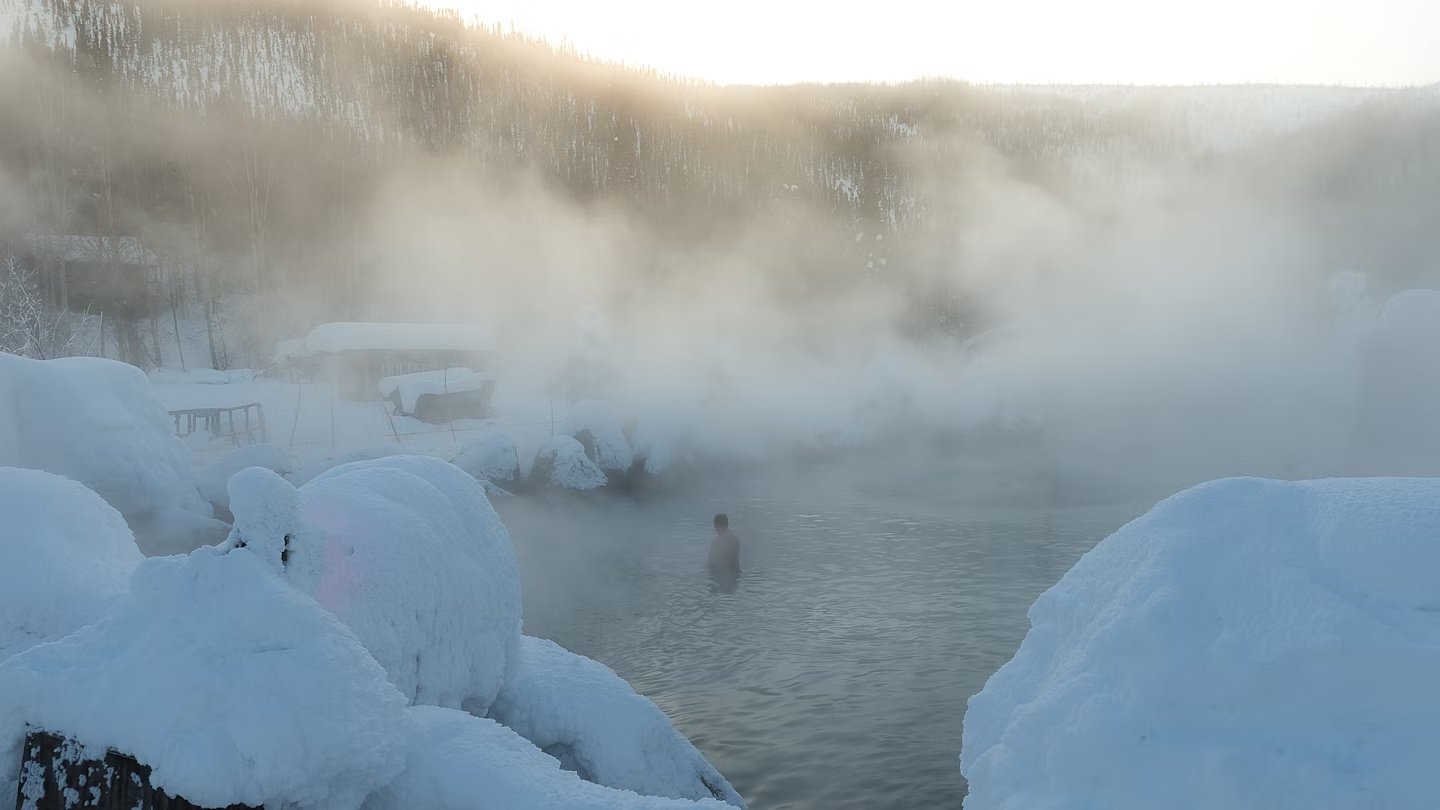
[422,0,1438,86]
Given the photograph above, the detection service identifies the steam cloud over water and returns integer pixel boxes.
[0,0,1437,498]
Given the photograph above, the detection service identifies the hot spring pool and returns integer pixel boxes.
[498,464,1139,808]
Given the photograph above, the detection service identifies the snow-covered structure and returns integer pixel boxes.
[0,352,224,554]
[378,367,497,422]
[280,322,498,397]
[961,476,1440,810]
[451,428,522,490]
[226,457,744,806]
[530,435,608,491]
[0,468,142,661]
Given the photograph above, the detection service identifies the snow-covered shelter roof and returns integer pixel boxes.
[295,322,498,356]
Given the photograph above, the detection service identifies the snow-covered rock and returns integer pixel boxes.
[961,476,1440,810]
[566,400,635,474]
[0,545,408,809]
[531,435,608,491]
[0,353,224,554]
[0,468,142,662]
[198,442,292,518]
[451,429,522,491]
[364,706,728,810]
[226,458,743,805]
[491,636,746,808]
[229,457,522,715]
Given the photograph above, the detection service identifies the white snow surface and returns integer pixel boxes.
[961,476,1440,810]
[364,706,728,810]
[0,468,142,662]
[378,368,495,414]
[229,456,522,714]
[565,400,635,473]
[0,353,222,554]
[491,636,746,808]
[532,435,608,491]
[0,545,408,810]
[450,428,522,485]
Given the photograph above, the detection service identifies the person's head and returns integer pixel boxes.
[713,513,729,533]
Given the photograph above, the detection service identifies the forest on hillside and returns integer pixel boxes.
[0,0,1437,368]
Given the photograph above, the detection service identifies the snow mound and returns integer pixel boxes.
[1379,288,1440,341]
[961,476,1440,810]
[531,436,607,491]
[198,443,292,517]
[451,429,522,489]
[491,636,746,808]
[566,400,634,474]
[364,706,728,810]
[0,353,222,554]
[229,457,521,714]
[0,468,142,662]
[0,546,408,809]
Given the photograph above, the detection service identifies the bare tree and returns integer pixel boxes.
[0,256,97,360]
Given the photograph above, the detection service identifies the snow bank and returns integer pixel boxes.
[0,545,408,809]
[198,442,292,516]
[364,706,727,810]
[491,636,746,808]
[0,353,223,554]
[0,468,142,662]
[531,435,607,491]
[566,400,634,474]
[229,457,522,714]
[451,428,522,489]
[961,476,1440,810]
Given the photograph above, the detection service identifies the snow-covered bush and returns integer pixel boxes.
[0,545,409,809]
[961,476,1440,810]
[492,636,746,807]
[0,352,223,554]
[531,435,607,491]
[0,468,142,661]
[451,428,522,490]
[230,457,521,714]
[364,706,729,810]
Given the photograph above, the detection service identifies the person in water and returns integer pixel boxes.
[707,512,741,580]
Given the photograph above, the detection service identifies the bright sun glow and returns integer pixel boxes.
[422,0,1439,86]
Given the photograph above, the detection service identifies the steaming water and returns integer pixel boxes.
[498,459,1141,809]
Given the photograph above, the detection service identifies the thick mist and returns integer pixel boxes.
[2,0,1438,500]
[305,133,1437,499]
